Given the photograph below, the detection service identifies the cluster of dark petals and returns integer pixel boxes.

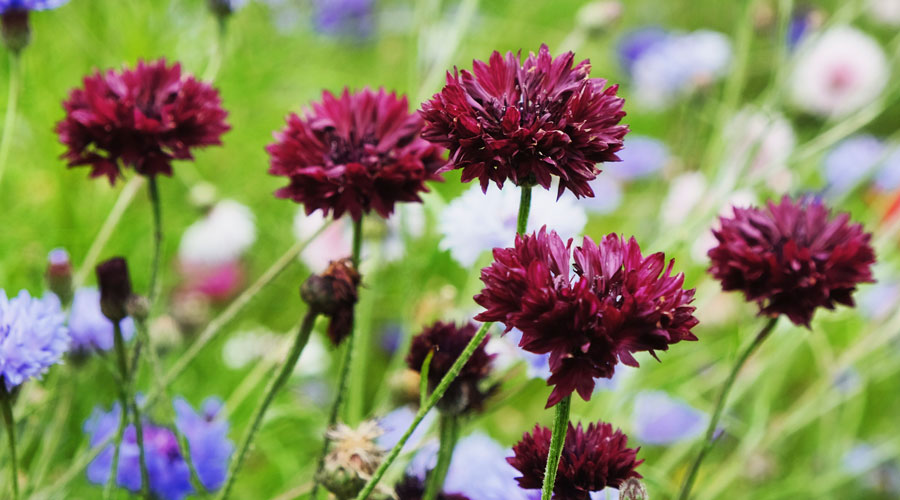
[475,228,698,407]
[507,422,643,500]
[56,59,230,184]
[708,196,876,327]
[406,321,495,415]
[394,474,470,500]
[419,44,628,199]
[267,87,446,221]
[300,258,361,345]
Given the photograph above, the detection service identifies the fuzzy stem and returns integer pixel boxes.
[353,322,491,500]
[517,185,532,236]
[0,52,20,189]
[216,311,319,500]
[0,384,18,500]
[423,414,460,500]
[677,317,779,500]
[310,217,364,498]
[147,176,163,305]
[112,321,150,498]
[541,395,571,500]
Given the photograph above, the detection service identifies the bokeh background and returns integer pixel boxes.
[1,0,899,498]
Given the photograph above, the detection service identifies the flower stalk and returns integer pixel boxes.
[111,320,151,498]
[423,413,460,500]
[216,310,319,500]
[0,383,19,500]
[0,51,19,189]
[540,395,571,500]
[147,176,163,305]
[677,317,779,500]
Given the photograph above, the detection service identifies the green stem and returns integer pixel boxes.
[103,397,127,500]
[148,176,163,305]
[0,52,20,189]
[517,185,532,236]
[113,321,150,498]
[354,322,491,500]
[354,179,533,500]
[423,414,460,500]
[541,396,571,500]
[677,317,779,500]
[0,384,19,500]
[310,217,364,498]
[216,311,319,500]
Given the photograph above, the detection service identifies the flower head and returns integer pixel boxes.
[708,196,876,326]
[406,321,496,414]
[475,228,698,407]
[320,421,394,499]
[301,258,361,345]
[312,0,374,39]
[57,59,230,184]
[68,288,135,354]
[267,87,445,221]
[0,0,66,11]
[631,391,707,445]
[420,44,628,198]
[789,26,888,118]
[508,422,643,499]
[85,397,233,500]
[0,290,68,390]
[395,474,470,500]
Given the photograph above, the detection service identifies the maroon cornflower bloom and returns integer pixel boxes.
[56,59,229,184]
[708,196,875,327]
[267,88,446,221]
[419,44,628,199]
[475,228,698,407]
[300,258,361,345]
[406,321,495,414]
[394,475,470,500]
[507,421,643,500]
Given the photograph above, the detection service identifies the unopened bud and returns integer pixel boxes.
[207,0,243,20]
[126,294,151,322]
[317,421,392,500]
[46,248,73,306]
[620,478,649,500]
[1,9,30,54]
[96,257,133,323]
[300,258,361,345]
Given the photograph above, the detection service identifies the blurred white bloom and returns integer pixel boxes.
[789,26,889,118]
[293,210,353,271]
[724,108,796,177]
[661,172,708,225]
[582,175,624,214]
[576,1,622,32]
[439,183,587,266]
[632,30,732,109]
[866,0,900,26]
[383,204,426,262]
[178,200,256,266]
[222,329,328,376]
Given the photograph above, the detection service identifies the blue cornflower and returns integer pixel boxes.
[631,391,707,445]
[312,0,374,39]
[616,27,668,74]
[0,289,68,390]
[0,0,67,12]
[823,134,886,197]
[85,397,234,500]
[610,135,669,181]
[68,288,135,354]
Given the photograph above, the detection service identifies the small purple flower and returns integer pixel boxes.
[376,406,436,454]
[858,279,900,320]
[0,0,67,12]
[631,391,707,445]
[616,27,668,74]
[312,0,374,39]
[68,288,135,354]
[823,135,886,196]
[873,146,900,191]
[85,397,234,500]
[610,135,669,181]
[0,290,68,390]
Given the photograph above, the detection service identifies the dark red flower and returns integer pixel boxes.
[419,44,628,199]
[406,321,496,414]
[475,228,698,407]
[300,258,361,345]
[708,196,875,327]
[267,88,446,221]
[507,421,643,500]
[394,474,470,500]
[56,59,229,184]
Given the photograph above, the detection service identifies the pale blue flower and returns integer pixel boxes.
[0,289,68,390]
[68,288,135,354]
[632,391,707,445]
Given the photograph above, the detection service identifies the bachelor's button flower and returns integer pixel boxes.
[823,135,886,197]
[616,27,668,75]
[0,290,68,390]
[873,146,900,192]
[56,59,230,184]
[312,0,375,39]
[68,288,135,354]
[789,26,888,118]
[609,135,669,181]
[376,406,436,455]
[631,391,707,445]
[865,0,900,26]
[723,109,795,181]
[301,259,361,345]
[178,200,256,267]
[85,397,234,499]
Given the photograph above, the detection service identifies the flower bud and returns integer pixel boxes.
[317,421,393,500]
[206,0,242,21]
[126,294,150,322]
[96,257,133,323]
[620,478,649,500]
[300,258,361,345]
[1,9,30,54]
[46,248,73,306]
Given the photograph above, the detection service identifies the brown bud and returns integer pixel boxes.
[621,478,649,500]
[301,258,361,345]
[96,257,133,323]
[46,248,73,306]
[1,9,30,54]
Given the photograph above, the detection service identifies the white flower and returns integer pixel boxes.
[292,210,353,271]
[866,0,900,26]
[178,200,256,266]
[661,172,707,226]
[439,183,588,266]
[789,26,889,118]
[382,204,426,262]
